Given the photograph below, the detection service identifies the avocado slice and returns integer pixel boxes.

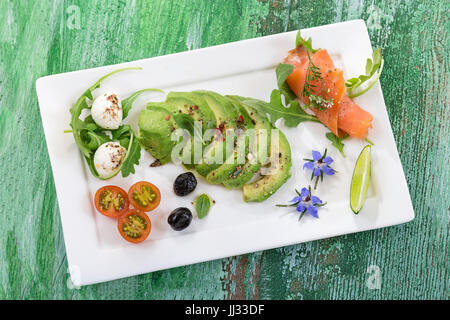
[193,90,238,125]
[165,92,217,131]
[205,97,254,184]
[233,97,274,165]
[148,96,216,131]
[138,107,178,164]
[220,96,272,188]
[242,128,292,202]
[193,91,240,176]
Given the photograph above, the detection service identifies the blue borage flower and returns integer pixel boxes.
[276,186,327,221]
[303,148,336,189]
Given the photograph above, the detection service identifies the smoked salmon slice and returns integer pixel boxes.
[338,95,373,139]
[283,46,373,139]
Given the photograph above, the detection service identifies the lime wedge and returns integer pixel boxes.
[350,145,371,214]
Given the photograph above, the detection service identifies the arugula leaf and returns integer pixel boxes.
[276,63,297,104]
[194,194,213,219]
[270,90,320,126]
[82,67,142,100]
[122,88,164,119]
[85,123,99,132]
[276,63,294,87]
[120,131,141,177]
[242,90,319,127]
[173,113,204,145]
[296,31,319,53]
[173,114,195,135]
[111,124,132,140]
[326,132,349,157]
[82,116,102,132]
[345,48,384,98]
[85,154,100,178]
[84,131,110,150]
[69,97,92,157]
[119,137,130,148]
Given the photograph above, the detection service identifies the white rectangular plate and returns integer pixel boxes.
[36,20,414,286]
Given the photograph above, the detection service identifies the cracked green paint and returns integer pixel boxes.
[0,0,448,299]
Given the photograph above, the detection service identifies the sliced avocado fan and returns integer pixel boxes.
[137,90,292,202]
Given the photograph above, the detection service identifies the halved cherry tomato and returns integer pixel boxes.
[118,209,151,243]
[128,181,161,212]
[94,185,129,218]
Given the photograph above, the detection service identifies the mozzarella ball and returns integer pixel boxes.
[91,92,123,129]
[94,142,127,178]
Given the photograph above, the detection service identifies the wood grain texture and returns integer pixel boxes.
[0,0,448,299]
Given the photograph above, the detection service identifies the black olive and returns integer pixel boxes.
[173,172,197,196]
[168,207,192,231]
